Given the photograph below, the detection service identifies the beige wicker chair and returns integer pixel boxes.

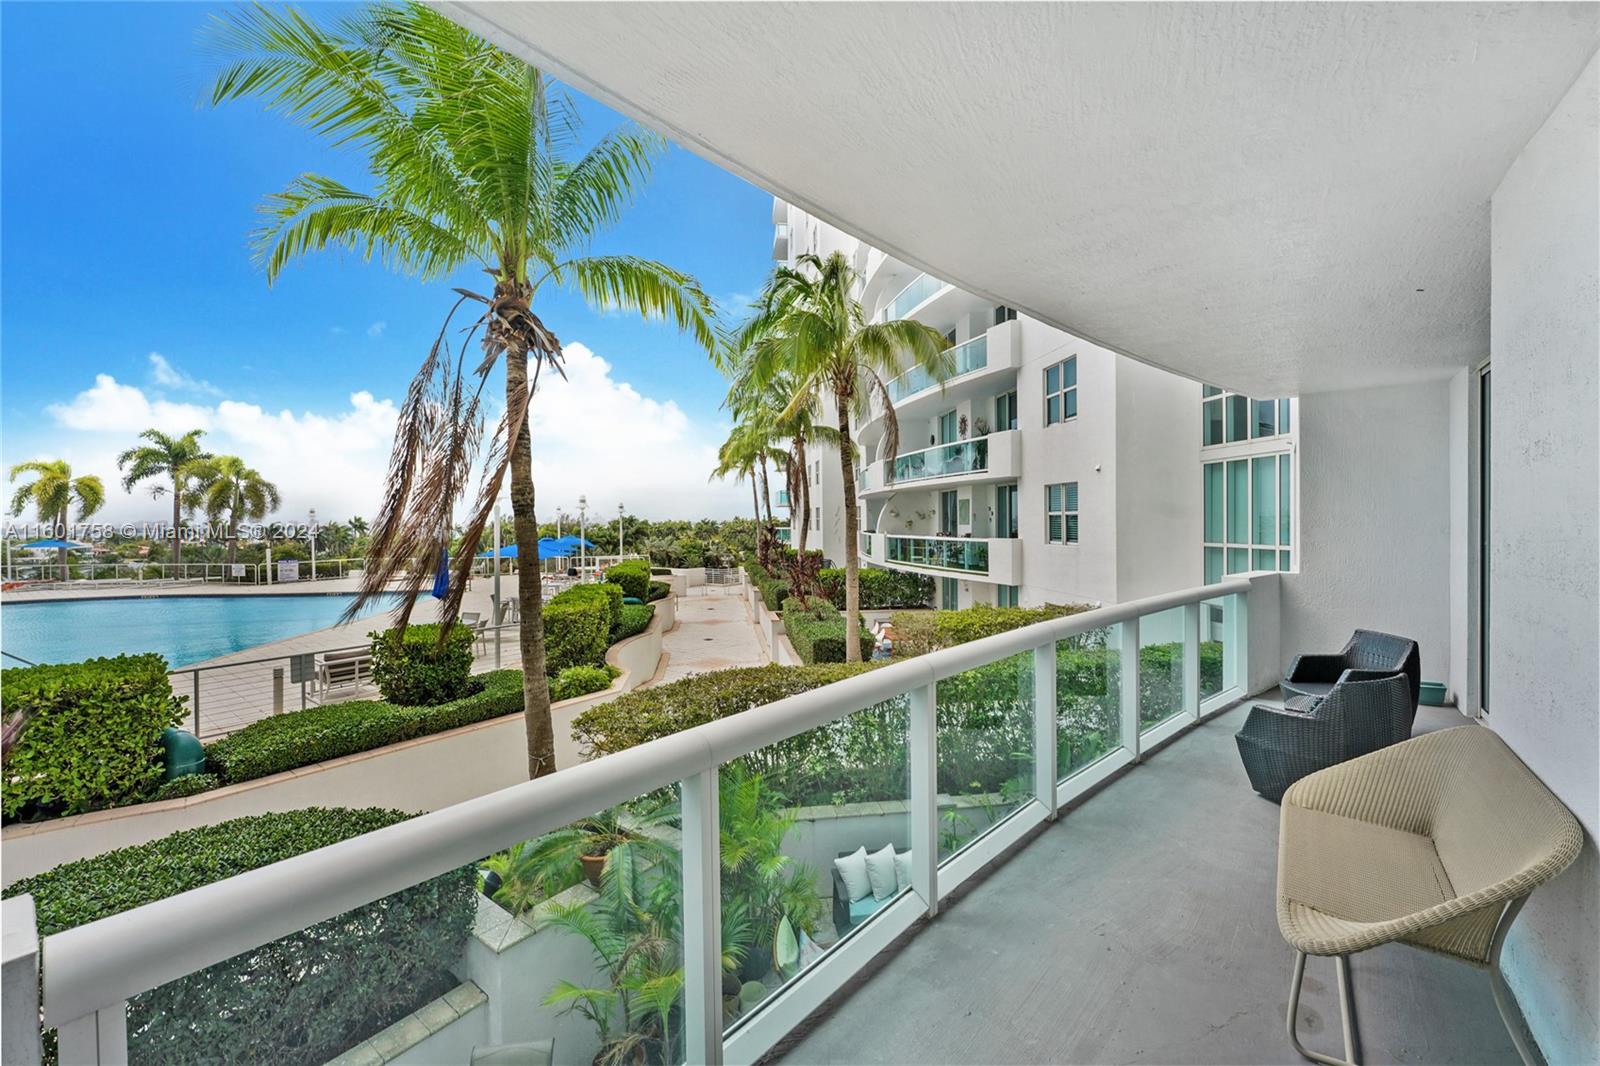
[1277,726,1582,1066]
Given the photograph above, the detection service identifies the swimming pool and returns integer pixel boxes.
[1,593,408,669]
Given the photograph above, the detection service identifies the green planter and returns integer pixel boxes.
[1419,681,1447,706]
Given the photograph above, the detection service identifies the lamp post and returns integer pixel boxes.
[308,508,318,580]
[578,494,587,577]
[617,503,625,557]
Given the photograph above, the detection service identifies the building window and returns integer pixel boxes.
[1203,453,1293,581]
[1046,481,1079,544]
[1044,357,1078,425]
[1203,387,1293,448]
[998,584,1020,607]
[996,390,1018,431]
[994,305,1018,325]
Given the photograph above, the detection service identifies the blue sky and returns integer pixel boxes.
[1,1,774,521]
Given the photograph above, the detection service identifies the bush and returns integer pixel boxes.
[5,808,476,1066]
[743,561,789,613]
[647,579,671,602]
[1,654,186,820]
[819,566,934,609]
[543,585,613,675]
[150,773,220,801]
[614,602,655,642]
[603,559,651,601]
[206,671,522,784]
[551,664,621,702]
[888,602,1093,656]
[781,598,873,664]
[369,622,474,705]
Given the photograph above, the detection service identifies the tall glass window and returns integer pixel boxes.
[1226,460,1248,544]
[1203,398,1224,445]
[996,390,1018,431]
[1203,464,1224,543]
[1225,395,1250,443]
[1204,454,1295,582]
[1252,456,1276,546]
[1253,399,1277,438]
[1044,357,1078,425]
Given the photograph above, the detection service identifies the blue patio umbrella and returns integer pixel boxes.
[431,547,450,600]
[476,543,518,559]
[553,535,596,550]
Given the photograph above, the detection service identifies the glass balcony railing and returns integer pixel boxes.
[776,489,790,507]
[886,334,988,403]
[888,271,946,319]
[775,526,791,544]
[886,534,989,575]
[889,438,988,485]
[859,531,874,557]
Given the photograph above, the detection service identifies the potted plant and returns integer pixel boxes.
[718,766,823,982]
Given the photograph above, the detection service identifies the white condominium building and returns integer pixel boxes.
[774,200,1297,609]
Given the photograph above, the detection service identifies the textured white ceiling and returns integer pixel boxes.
[440,2,1600,395]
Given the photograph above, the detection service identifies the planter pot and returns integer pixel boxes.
[739,943,772,983]
[580,853,607,888]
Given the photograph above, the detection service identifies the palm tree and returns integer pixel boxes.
[7,460,105,578]
[725,360,836,557]
[188,455,281,566]
[208,2,717,779]
[711,421,784,568]
[741,252,951,660]
[116,429,210,566]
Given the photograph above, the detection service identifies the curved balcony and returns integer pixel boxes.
[862,321,1023,447]
[874,534,1022,585]
[860,430,1022,497]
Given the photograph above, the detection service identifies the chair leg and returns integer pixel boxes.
[1488,896,1538,1066]
[1288,950,1360,1066]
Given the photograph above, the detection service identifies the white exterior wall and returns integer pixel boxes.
[1115,358,1206,600]
[1486,50,1599,1066]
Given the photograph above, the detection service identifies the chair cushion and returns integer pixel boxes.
[1278,805,1453,954]
[848,894,886,925]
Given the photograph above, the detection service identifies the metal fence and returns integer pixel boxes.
[2,557,367,588]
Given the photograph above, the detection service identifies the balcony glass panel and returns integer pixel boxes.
[1201,598,1228,701]
[859,532,873,557]
[1138,606,1188,734]
[885,535,989,575]
[886,335,987,403]
[890,438,988,484]
[1056,625,1123,780]
[937,650,1034,861]
[889,271,945,319]
[723,697,909,1027]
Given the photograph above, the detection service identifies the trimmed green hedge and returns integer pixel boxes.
[603,559,651,601]
[819,566,934,609]
[1,655,186,820]
[5,809,475,1066]
[743,561,789,612]
[647,579,671,602]
[206,671,522,784]
[614,602,655,642]
[150,773,220,801]
[781,598,873,664]
[551,664,621,702]
[543,585,612,675]
[889,602,1092,656]
[369,622,474,705]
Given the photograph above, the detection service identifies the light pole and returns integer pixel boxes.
[617,503,625,557]
[578,494,587,577]
[308,508,318,580]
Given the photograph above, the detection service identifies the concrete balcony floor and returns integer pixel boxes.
[773,699,1526,1065]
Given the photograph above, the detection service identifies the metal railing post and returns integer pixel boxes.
[680,769,723,1066]
[1033,641,1058,815]
[909,681,939,915]
[1183,602,1201,720]
[272,669,285,716]
[191,673,200,736]
[56,1004,128,1066]
[1119,617,1142,762]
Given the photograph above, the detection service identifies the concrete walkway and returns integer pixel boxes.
[654,583,767,683]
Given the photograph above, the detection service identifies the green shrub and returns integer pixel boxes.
[551,664,621,702]
[743,561,790,612]
[543,585,612,675]
[1,655,185,820]
[614,602,655,642]
[150,773,220,801]
[603,559,651,601]
[819,566,933,609]
[206,671,522,784]
[888,603,1093,657]
[5,808,475,1066]
[781,598,873,664]
[369,622,474,705]
[647,579,671,602]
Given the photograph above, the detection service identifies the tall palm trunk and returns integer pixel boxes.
[56,506,69,580]
[795,442,811,556]
[504,303,555,779]
[226,514,239,567]
[759,456,774,526]
[835,394,862,662]
[171,482,182,566]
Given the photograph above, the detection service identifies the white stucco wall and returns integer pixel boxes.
[1279,380,1455,688]
[1115,359,1204,601]
[1486,48,1599,1066]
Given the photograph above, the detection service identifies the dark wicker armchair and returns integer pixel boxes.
[1235,673,1416,802]
[1282,628,1421,710]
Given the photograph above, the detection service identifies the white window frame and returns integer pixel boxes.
[1202,450,1294,581]
[1202,386,1293,449]
[1044,357,1078,426]
[1046,481,1078,544]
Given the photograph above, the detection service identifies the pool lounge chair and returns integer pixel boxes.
[316,648,373,700]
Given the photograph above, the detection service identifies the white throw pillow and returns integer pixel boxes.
[893,849,913,893]
[865,843,898,901]
[834,846,871,902]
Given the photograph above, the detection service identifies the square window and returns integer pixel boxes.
[1044,357,1077,426]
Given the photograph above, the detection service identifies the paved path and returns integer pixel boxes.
[654,583,767,683]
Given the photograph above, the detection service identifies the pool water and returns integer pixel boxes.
[1,594,408,669]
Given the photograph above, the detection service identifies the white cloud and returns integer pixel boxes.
[21,342,750,524]
[367,321,387,337]
[147,352,222,396]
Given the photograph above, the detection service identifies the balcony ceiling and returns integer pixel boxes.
[441,2,1598,395]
